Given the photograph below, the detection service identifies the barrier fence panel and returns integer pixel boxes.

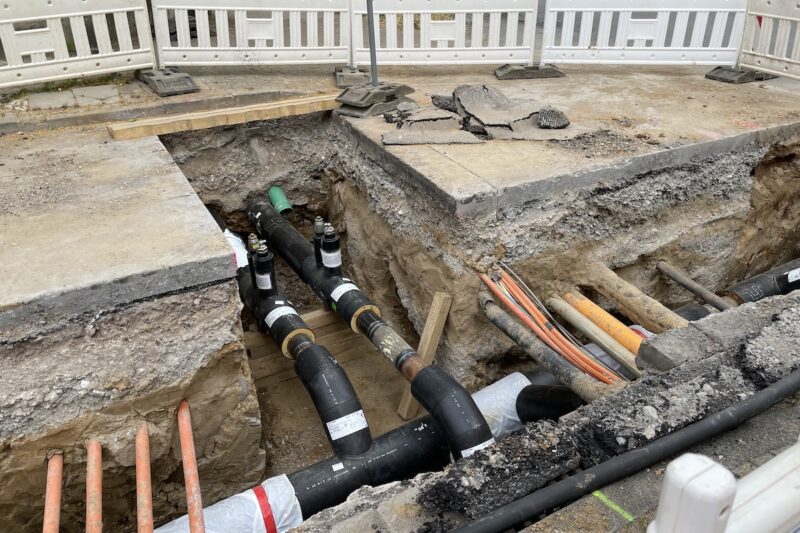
[350,0,538,66]
[738,0,800,80]
[0,0,154,89]
[151,0,350,66]
[541,0,747,65]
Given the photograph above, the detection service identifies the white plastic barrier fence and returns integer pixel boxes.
[0,0,154,89]
[540,0,747,65]
[350,0,538,66]
[738,0,800,81]
[648,441,800,533]
[151,0,351,66]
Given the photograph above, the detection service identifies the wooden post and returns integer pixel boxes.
[588,263,689,334]
[397,292,453,420]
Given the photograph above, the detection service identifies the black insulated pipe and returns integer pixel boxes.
[239,264,373,458]
[455,367,800,533]
[289,414,450,518]
[322,224,343,276]
[249,200,494,459]
[722,258,800,304]
[290,336,373,457]
[515,384,585,423]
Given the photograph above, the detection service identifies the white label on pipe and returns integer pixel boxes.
[326,410,368,441]
[461,438,495,458]
[788,268,800,284]
[330,283,359,303]
[255,272,273,290]
[265,306,298,328]
[322,250,342,268]
[332,463,344,472]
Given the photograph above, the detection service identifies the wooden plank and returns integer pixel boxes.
[253,337,374,388]
[397,292,453,420]
[108,93,339,140]
[244,309,356,361]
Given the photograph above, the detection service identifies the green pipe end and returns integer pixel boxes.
[268,186,293,216]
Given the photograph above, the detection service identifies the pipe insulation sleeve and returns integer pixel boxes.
[455,366,800,533]
[471,372,532,439]
[293,340,373,457]
[411,366,495,459]
[156,474,303,533]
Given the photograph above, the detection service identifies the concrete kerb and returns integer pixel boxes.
[495,121,800,216]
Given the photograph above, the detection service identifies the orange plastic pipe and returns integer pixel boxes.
[487,275,609,382]
[86,440,103,533]
[480,274,617,384]
[499,275,620,383]
[135,424,154,533]
[563,291,643,354]
[177,401,206,533]
[43,452,63,533]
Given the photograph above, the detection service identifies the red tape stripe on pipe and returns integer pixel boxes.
[253,486,278,533]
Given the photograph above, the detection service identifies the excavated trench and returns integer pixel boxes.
[157,111,800,529]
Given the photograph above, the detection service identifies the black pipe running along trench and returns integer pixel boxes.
[248,198,495,460]
[290,369,582,518]
[454,366,800,533]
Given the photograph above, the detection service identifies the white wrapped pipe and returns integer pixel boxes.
[156,475,302,533]
[156,373,532,533]
[473,372,532,439]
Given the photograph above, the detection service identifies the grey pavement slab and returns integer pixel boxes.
[0,128,235,336]
[344,66,800,218]
[72,85,121,106]
[27,90,77,110]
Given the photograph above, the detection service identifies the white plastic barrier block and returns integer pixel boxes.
[648,453,736,533]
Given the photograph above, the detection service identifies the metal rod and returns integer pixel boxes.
[548,296,642,379]
[86,440,103,533]
[135,424,154,533]
[657,261,736,311]
[366,0,379,86]
[43,451,64,533]
[177,401,206,533]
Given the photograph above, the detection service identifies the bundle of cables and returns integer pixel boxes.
[479,265,627,384]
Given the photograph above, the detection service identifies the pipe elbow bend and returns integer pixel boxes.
[411,366,494,459]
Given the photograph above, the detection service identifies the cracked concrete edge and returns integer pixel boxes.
[0,256,235,339]
[0,90,298,134]
[338,116,800,220]
[640,291,800,371]
[335,116,499,219]
[496,121,800,215]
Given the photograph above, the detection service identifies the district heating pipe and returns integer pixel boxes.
[231,230,374,458]
[248,198,494,460]
[157,371,583,533]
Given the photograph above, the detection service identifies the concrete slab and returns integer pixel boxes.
[0,128,235,337]
[27,90,77,110]
[72,85,121,106]
[344,66,800,217]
